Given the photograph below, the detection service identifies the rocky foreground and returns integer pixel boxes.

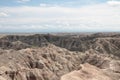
[0,33,119,80]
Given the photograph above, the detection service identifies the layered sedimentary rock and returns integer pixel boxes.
[61,63,120,80]
[0,33,119,80]
[0,44,119,80]
[0,33,120,56]
[0,44,82,80]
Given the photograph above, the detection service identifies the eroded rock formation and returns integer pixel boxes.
[0,33,119,80]
[61,63,120,80]
[0,33,120,56]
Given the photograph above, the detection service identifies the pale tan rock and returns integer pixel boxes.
[61,63,112,80]
[110,60,120,73]
[0,76,6,80]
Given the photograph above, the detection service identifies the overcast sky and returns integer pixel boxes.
[0,0,120,32]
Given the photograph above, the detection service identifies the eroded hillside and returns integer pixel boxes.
[0,33,119,80]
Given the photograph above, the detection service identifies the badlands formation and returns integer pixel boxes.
[0,33,119,80]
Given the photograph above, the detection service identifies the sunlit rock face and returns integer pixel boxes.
[61,63,120,80]
[61,63,110,80]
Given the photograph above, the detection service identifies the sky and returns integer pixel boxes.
[0,0,120,33]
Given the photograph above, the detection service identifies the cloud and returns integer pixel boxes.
[40,3,48,7]
[0,2,120,32]
[0,12,9,17]
[17,0,31,3]
[107,0,120,6]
